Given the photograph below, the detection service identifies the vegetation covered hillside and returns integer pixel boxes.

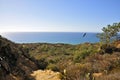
[0,35,120,80]
[0,22,120,80]
[0,36,39,80]
[21,41,120,80]
[19,22,120,80]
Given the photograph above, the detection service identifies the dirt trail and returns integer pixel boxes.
[31,70,61,80]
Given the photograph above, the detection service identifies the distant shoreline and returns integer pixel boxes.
[1,32,100,44]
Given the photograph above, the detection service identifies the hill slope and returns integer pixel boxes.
[0,35,120,80]
[22,42,120,80]
[0,36,39,80]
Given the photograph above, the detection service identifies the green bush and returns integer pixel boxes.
[99,44,116,54]
[73,45,97,63]
[46,64,59,71]
[37,57,48,69]
[74,50,89,63]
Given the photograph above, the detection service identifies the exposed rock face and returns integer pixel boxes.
[0,36,39,80]
[31,70,61,80]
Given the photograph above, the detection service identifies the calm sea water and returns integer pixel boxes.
[1,32,100,44]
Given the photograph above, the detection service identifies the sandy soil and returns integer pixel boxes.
[31,70,61,80]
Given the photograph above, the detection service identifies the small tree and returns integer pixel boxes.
[97,23,120,44]
[97,22,120,53]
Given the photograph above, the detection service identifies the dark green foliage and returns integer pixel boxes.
[97,22,120,55]
[46,64,59,71]
[74,50,90,62]
[99,44,113,54]
[97,22,120,44]
[73,44,98,63]
[37,57,48,69]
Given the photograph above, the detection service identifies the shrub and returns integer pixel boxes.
[73,45,97,63]
[64,63,90,80]
[74,50,90,62]
[37,57,48,69]
[46,64,59,71]
[99,44,117,54]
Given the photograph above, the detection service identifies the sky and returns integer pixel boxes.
[0,0,120,32]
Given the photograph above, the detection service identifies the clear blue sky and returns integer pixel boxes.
[0,0,120,32]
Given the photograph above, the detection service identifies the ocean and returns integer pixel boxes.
[1,32,100,44]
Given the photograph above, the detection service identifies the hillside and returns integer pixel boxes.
[21,42,120,80]
[0,36,39,80]
[0,35,120,80]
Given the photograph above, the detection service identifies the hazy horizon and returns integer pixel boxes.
[0,0,120,32]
